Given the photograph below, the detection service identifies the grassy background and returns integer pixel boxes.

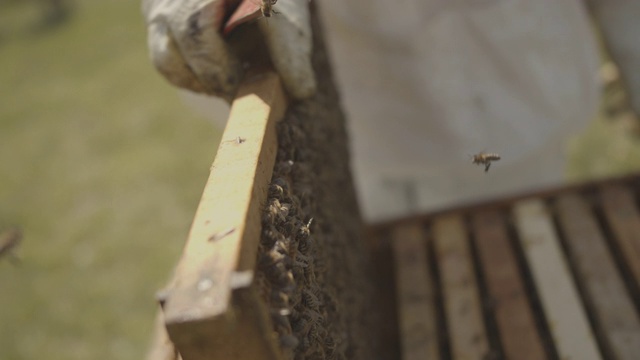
[0,1,221,359]
[568,62,640,180]
[0,1,639,360]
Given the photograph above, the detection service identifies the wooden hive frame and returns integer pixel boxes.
[148,71,288,360]
[147,4,385,358]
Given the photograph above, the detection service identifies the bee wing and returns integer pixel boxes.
[223,0,263,36]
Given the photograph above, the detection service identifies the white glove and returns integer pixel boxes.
[142,0,316,101]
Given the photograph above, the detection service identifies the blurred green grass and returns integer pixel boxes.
[1,1,640,360]
[0,1,221,359]
[568,60,640,180]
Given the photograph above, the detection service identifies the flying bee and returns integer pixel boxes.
[471,151,501,173]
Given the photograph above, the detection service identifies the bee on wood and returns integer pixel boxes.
[471,151,501,173]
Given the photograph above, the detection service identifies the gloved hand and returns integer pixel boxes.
[142,0,316,102]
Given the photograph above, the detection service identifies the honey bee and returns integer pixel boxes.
[471,151,501,173]
[259,0,278,18]
[297,218,313,240]
[301,289,322,309]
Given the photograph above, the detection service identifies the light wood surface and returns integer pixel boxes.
[433,215,489,360]
[471,210,546,360]
[556,193,640,360]
[513,199,602,360]
[161,72,287,360]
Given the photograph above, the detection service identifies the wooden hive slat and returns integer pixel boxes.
[159,72,287,360]
[600,184,640,293]
[433,214,489,360]
[555,193,640,359]
[513,199,602,360]
[470,210,546,360]
[392,223,439,360]
[366,230,401,358]
[382,176,640,360]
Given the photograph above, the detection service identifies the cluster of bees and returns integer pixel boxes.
[260,175,334,356]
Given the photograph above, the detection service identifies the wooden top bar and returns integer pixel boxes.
[600,185,640,293]
[433,215,489,360]
[392,224,439,360]
[513,199,602,360]
[471,210,546,360]
[160,72,287,360]
[556,193,640,360]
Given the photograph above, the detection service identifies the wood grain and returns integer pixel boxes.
[471,210,546,360]
[513,199,602,360]
[433,214,489,360]
[392,223,439,360]
[556,193,640,360]
[161,72,287,360]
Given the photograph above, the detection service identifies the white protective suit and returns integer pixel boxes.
[146,0,602,222]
